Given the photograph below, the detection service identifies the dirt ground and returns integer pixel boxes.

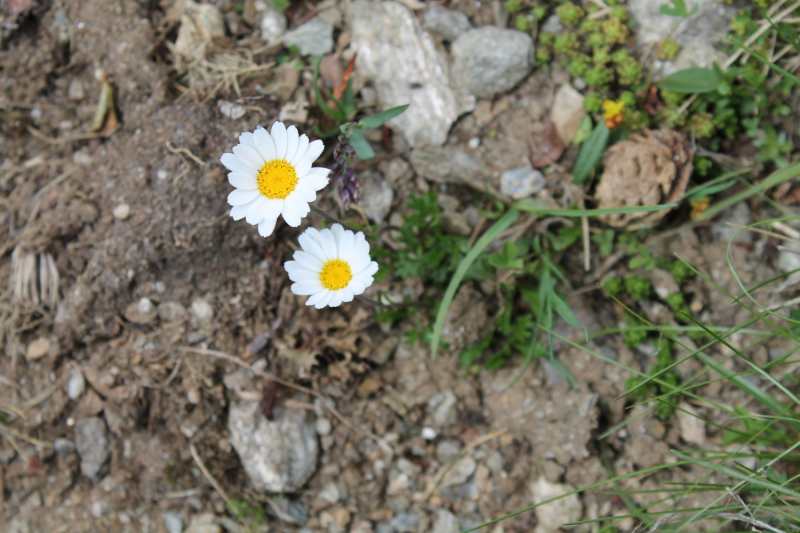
[0,1,797,533]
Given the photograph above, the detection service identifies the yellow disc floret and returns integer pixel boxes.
[257,159,298,199]
[319,259,352,291]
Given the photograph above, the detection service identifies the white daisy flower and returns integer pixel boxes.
[220,121,330,237]
[284,224,379,309]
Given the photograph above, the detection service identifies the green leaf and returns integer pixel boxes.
[573,122,609,184]
[431,209,520,359]
[657,67,723,93]
[515,200,675,217]
[268,0,289,11]
[349,129,376,160]
[551,293,588,342]
[659,0,697,18]
[358,104,410,130]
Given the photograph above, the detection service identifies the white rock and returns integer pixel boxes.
[173,1,225,67]
[68,79,85,100]
[113,203,131,220]
[284,18,334,56]
[421,426,438,440]
[278,101,309,123]
[219,100,247,120]
[430,510,459,533]
[164,512,185,533]
[158,301,188,322]
[67,368,85,400]
[157,169,169,180]
[429,390,458,427]
[91,501,104,518]
[500,166,546,200]
[531,476,583,533]
[349,1,473,146]
[260,7,287,44]
[190,299,214,325]
[318,481,340,504]
[551,84,586,145]
[677,401,705,445]
[137,297,154,315]
[315,417,332,436]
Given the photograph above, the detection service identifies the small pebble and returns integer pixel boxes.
[68,79,85,100]
[190,299,214,325]
[138,297,154,315]
[29,107,42,121]
[163,511,184,533]
[67,368,85,400]
[54,437,76,456]
[26,337,51,361]
[113,203,131,220]
[156,169,169,180]
[467,137,480,149]
[315,417,332,436]
[219,100,247,120]
[186,389,200,404]
[421,426,438,440]
[91,501,104,518]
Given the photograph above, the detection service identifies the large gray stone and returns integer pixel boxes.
[410,145,488,189]
[74,417,110,480]
[349,1,473,146]
[531,476,583,533]
[451,26,535,98]
[229,400,318,493]
[284,18,334,56]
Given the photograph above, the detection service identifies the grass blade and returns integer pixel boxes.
[515,200,676,217]
[430,208,519,358]
[573,122,609,184]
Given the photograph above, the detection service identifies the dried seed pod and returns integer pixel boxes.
[594,129,693,229]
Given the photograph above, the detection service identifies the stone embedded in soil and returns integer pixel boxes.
[173,1,225,68]
[499,166,546,200]
[359,172,395,224]
[349,1,473,146]
[112,203,131,220]
[184,513,221,533]
[157,301,188,322]
[423,4,473,41]
[441,456,476,487]
[68,79,85,101]
[550,84,586,145]
[436,438,462,463]
[228,400,318,493]
[430,510,459,533]
[541,14,564,34]
[711,202,752,243]
[190,298,214,325]
[451,26,535,99]
[54,437,76,456]
[318,481,341,504]
[647,268,680,299]
[428,390,458,427]
[74,417,110,480]
[390,512,420,533]
[163,512,184,533]
[410,145,487,190]
[283,18,334,56]
[441,209,471,236]
[676,401,706,445]
[218,100,247,120]
[531,476,583,533]
[25,337,51,361]
[260,6,287,44]
[67,368,85,400]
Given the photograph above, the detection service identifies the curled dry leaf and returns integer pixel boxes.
[529,122,564,169]
[595,129,693,229]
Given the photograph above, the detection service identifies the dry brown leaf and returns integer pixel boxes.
[594,129,693,229]
[529,122,564,168]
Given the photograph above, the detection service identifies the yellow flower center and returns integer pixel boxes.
[257,160,298,200]
[319,259,352,291]
[602,100,625,120]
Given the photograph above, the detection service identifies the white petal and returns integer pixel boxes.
[293,157,312,178]
[271,121,288,160]
[360,261,380,277]
[338,229,356,260]
[318,228,338,261]
[298,231,328,263]
[258,217,278,237]
[302,168,330,190]
[287,269,321,283]
[253,126,277,162]
[228,172,257,190]
[348,278,367,295]
[306,139,324,163]
[340,287,355,303]
[328,292,343,308]
[239,131,257,150]
[230,203,251,221]
[353,232,371,258]
[233,144,265,170]
[314,291,335,309]
[294,181,317,203]
[292,281,325,296]
[291,135,310,166]
[221,153,258,175]
[228,188,260,206]
[285,126,300,162]
[306,289,330,307]
[245,196,269,225]
[330,224,346,249]
[282,194,308,227]
[293,251,323,272]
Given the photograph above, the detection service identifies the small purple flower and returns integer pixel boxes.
[330,136,360,209]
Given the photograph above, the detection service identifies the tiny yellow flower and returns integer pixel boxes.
[602,100,625,129]
[602,99,625,120]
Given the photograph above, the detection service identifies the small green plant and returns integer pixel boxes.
[658,38,680,60]
[624,275,651,300]
[659,0,698,18]
[227,498,266,533]
[602,276,623,296]
[555,3,584,27]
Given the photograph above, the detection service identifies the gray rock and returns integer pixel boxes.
[190,299,214,325]
[315,416,332,436]
[184,513,221,533]
[441,209,471,236]
[74,417,110,480]
[163,512,185,533]
[68,79,85,100]
[390,512,420,533]
[369,336,400,365]
[274,498,309,523]
[551,84,586,145]
[676,401,705,445]
[441,456,476,487]
[712,202,752,243]
[54,437,76,456]
[430,510,459,533]
[228,400,318,492]
[451,26,534,98]
[500,166,546,200]
[423,4,473,41]
[429,390,458,427]
[158,301,188,322]
[284,18,334,56]
[648,268,680,299]
[541,14,564,34]
[486,450,504,476]
[260,8,287,44]
[531,476,583,533]
[350,1,473,146]
[628,0,737,81]
[318,481,340,504]
[778,244,800,274]
[360,172,394,223]
[67,368,85,400]
[410,145,488,189]
[456,480,480,500]
[436,439,462,463]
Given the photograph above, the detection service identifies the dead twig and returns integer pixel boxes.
[26,125,117,145]
[0,424,52,448]
[166,141,206,166]
[180,346,393,455]
[139,357,183,389]
[422,428,508,501]
[725,222,800,246]
[190,443,232,506]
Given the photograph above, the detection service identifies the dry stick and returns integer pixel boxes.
[582,216,591,272]
[764,294,800,312]
[772,221,800,239]
[422,428,508,501]
[190,443,232,506]
[26,125,114,145]
[724,222,800,246]
[139,357,183,389]
[180,346,393,455]
[308,203,361,232]
[165,141,206,166]
[0,424,52,448]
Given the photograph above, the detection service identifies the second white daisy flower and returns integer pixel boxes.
[221,121,330,237]
[284,224,379,309]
